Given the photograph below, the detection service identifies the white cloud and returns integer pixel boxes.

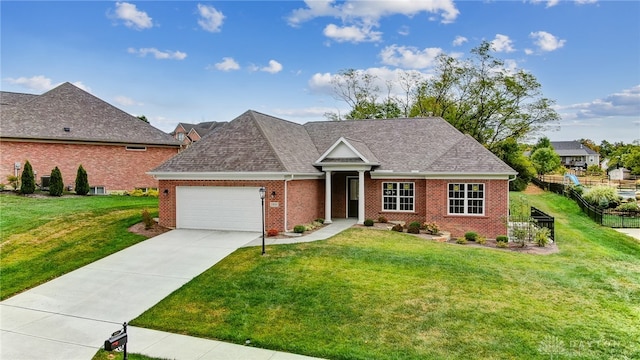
[308,67,430,98]
[288,0,459,43]
[491,34,515,53]
[452,36,468,46]
[5,75,54,91]
[323,23,381,43]
[114,2,152,30]
[128,47,187,60]
[212,57,240,71]
[398,26,410,36]
[530,31,566,52]
[379,45,443,69]
[4,76,90,93]
[197,4,224,32]
[556,85,640,120]
[575,0,598,5]
[114,95,142,106]
[261,60,283,74]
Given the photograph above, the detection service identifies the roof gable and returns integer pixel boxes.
[1,83,179,146]
[315,137,379,165]
[428,135,516,174]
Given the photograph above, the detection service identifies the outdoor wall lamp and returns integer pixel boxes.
[259,186,266,255]
[163,189,169,195]
[271,190,276,199]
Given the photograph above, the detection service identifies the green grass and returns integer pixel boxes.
[92,349,167,360]
[0,193,159,300]
[132,191,640,360]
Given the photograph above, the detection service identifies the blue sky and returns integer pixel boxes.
[2,1,639,144]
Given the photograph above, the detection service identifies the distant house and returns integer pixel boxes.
[0,82,181,193]
[150,110,517,238]
[171,121,225,147]
[551,141,600,169]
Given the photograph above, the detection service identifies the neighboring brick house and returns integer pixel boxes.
[551,141,600,169]
[0,82,181,193]
[171,121,225,147]
[150,110,517,238]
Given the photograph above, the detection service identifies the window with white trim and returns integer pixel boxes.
[448,183,484,215]
[382,182,414,211]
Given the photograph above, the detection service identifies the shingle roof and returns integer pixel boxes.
[152,110,516,175]
[177,121,225,138]
[551,141,599,156]
[1,82,180,146]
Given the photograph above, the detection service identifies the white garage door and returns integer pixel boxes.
[176,186,263,232]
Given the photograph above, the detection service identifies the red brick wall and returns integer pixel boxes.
[366,177,427,225]
[0,141,178,192]
[425,179,509,239]
[286,179,324,230]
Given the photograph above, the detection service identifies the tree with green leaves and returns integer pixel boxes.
[20,160,36,194]
[531,136,552,153]
[75,164,90,195]
[530,147,561,179]
[137,115,149,123]
[493,138,536,191]
[49,166,64,196]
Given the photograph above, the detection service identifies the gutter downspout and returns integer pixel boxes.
[284,174,292,232]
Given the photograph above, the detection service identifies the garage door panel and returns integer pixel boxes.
[176,187,262,232]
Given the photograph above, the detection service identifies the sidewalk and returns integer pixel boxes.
[615,228,640,241]
[1,220,354,360]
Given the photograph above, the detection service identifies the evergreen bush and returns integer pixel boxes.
[293,225,306,233]
[49,167,64,196]
[20,160,35,194]
[75,165,90,195]
[464,232,478,242]
[364,219,374,227]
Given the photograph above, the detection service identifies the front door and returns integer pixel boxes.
[347,177,359,218]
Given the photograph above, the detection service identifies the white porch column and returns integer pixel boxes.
[358,170,365,224]
[324,170,332,224]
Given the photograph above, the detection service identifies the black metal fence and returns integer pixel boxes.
[531,206,555,241]
[531,178,640,228]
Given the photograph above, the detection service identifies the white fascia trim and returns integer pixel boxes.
[315,137,371,164]
[370,171,515,180]
[316,164,374,172]
[148,172,323,181]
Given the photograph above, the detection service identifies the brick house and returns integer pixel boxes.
[151,110,517,238]
[171,121,225,147]
[0,82,182,193]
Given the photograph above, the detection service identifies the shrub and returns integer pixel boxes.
[477,236,487,245]
[147,189,159,197]
[293,225,306,233]
[423,222,440,235]
[583,186,620,209]
[496,241,509,248]
[267,229,279,237]
[464,232,478,242]
[129,189,145,197]
[407,226,420,234]
[615,202,640,213]
[49,167,64,196]
[535,227,551,247]
[409,221,421,229]
[496,235,509,243]
[377,216,388,223]
[364,219,374,227]
[75,164,90,196]
[314,218,325,224]
[20,160,35,194]
[512,228,529,248]
[141,209,154,230]
[455,237,467,244]
[0,184,5,191]
[391,224,404,232]
[6,175,19,191]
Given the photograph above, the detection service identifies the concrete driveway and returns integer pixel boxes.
[1,229,260,360]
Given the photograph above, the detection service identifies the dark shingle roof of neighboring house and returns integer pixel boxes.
[0,91,38,108]
[175,121,225,138]
[550,141,599,156]
[152,110,516,175]
[0,82,180,146]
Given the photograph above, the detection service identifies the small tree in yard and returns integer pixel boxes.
[531,147,561,180]
[20,160,36,194]
[75,165,90,195]
[49,167,64,196]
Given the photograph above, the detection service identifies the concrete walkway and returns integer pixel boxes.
[1,220,355,360]
[615,228,640,241]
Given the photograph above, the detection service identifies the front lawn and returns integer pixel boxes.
[132,191,640,359]
[0,193,159,300]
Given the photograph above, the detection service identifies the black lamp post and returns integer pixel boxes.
[259,186,266,255]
